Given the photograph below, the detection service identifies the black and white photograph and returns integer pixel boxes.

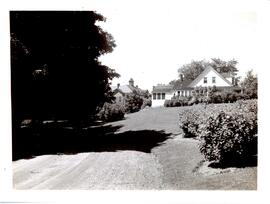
[1,0,270,203]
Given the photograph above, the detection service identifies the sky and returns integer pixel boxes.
[89,0,259,91]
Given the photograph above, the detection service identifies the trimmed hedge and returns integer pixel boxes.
[165,88,250,108]
[164,97,190,107]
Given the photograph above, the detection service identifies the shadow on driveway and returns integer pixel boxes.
[13,122,173,161]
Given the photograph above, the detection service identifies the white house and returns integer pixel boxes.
[152,84,174,107]
[188,66,233,88]
[152,66,234,107]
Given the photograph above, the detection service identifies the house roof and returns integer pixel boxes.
[152,85,174,93]
[111,85,134,94]
[220,72,233,78]
[111,84,144,95]
[173,79,193,90]
[112,88,126,96]
[188,66,233,87]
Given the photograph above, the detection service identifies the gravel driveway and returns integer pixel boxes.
[14,151,165,190]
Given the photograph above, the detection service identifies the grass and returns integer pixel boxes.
[110,106,186,134]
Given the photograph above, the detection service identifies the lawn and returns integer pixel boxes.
[110,106,188,134]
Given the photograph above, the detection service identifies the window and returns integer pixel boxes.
[177,91,180,95]
[204,77,207,84]
[162,93,165,99]
[157,93,161,100]
[181,91,184,96]
[119,97,121,102]
[153,93,156,100]
[212,77,216,84]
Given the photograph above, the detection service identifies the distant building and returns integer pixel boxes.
[152,66,234,107]
[111,78,142,105]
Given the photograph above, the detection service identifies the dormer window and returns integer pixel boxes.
[212,77,216,83]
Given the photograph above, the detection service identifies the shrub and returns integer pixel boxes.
[164,100,171,107]
[210,92,223,103]
[179,109,201,138]
[97,102,125,122]
[164,97,190,107]
[195,88,250,104]
[124,91,144,113]
[179,100,257,165]
[199,110,257,165]
[141,98,152,109]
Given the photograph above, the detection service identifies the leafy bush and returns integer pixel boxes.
[141,98,152,109]
[179,109,200,138]
[199,111,257,165]
[164,100,171,107]
[209,92,223,103]
[124,91,144,113]
[179,99,257,165]
[190,86,251,105]
[97,102,125,122]
[164,97,190,107]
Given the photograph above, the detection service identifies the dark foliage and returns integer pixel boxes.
[10,11,119,125]
[164,97,190,107]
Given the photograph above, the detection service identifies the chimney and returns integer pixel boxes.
[180,73,184,82]
[117,83,120,89]
[129,78,134,87]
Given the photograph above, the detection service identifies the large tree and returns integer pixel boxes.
[177,58,239,84]
[240,70,257,99]
[10,11,119,125]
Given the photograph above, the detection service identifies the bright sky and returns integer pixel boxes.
[92,0,259,91]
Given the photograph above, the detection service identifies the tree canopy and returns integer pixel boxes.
[10,11,119,124]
